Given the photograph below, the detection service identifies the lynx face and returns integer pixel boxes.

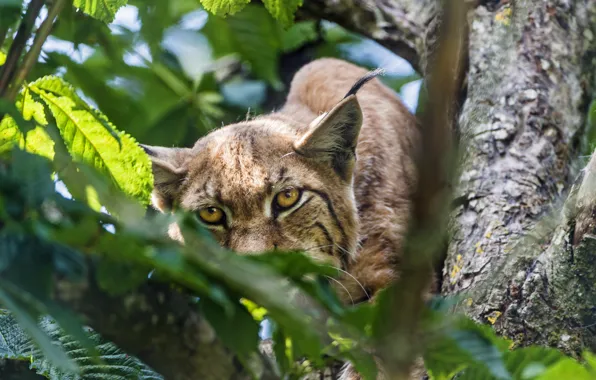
[143,95,363,275]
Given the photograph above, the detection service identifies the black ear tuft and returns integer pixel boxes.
[343,68,385,99]
[140,144,155,155]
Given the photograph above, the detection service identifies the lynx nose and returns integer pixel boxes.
[228,229,276,254]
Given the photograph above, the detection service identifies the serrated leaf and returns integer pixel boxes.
[262,0,302,28]
[199,0,250,17]
[0,96,54,159]
[0,313,163,379]
[72,0,127,24]
[0,117,55,159]
[0,287,77,373]
[0,230,99,371]
[0,311,30,359]
[27,76,153,205]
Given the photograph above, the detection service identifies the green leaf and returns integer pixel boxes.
[0,313,164,379]
[381,74,422,93]
[424,317,511,380]
[27,76,153,205]
[9,149,55,207]
[0,229,99,371]
[202,5,283,88]
[281,21,318,52]
[0,95,54,159]
[129,0,201,55]
[53,50,196,147]
[199,0,250,17]
[535,357,591,380]
[584,351,596,374]
[0,286,77,374]
[0,0,22,31]
[454,347,566,380]
[72,0,128,24]
[201,298,260,358]
[51,4,112,47]
[247,251,336,279]
[449,329,509,379]
[96,259,150,296]
[262,0,303,28]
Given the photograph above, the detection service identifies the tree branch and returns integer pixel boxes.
[373,0,468,377]
[298,0,437,73]
[0,0,44,97]
[6,0,66,101]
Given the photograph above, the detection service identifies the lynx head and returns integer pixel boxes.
[143,70,380,301]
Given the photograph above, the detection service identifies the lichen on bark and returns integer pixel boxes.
[443,0,596,356]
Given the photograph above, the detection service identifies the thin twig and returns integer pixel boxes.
[376,0,469,378]
[6,0,67,101]
[0,0,45,98]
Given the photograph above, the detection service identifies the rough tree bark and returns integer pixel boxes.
[444,0,596,356]
[13,1,596,379]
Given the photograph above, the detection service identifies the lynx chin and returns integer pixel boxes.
[141,58,420,377]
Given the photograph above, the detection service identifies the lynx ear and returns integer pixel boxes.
[293,95,363,180]
[141,144,192,211]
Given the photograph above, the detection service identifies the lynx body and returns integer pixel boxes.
[143,57,418,307]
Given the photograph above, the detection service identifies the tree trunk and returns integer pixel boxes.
[443,0,596,356]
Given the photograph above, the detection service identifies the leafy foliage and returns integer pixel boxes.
[73,0,128,24]
[199,0,302,27]
[199,0,251,17]
[202,5,283,88]
[262,0,303,28]
[28,76,153,205]
[0,314,162,379]
[0,0,591,379]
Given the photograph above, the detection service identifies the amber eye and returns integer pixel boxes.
[275,188,301,210]
[198,207,225,225]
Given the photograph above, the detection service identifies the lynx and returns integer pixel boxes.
[142,58,420,378]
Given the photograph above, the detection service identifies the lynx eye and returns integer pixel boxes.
[275,188,301,210]
[198,207,225,225]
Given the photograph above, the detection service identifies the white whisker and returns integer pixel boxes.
[293,243,368,301]
[333,243,353,257]
[302,244,334,252]
[325,275,354,305]
[327,265,370,301]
